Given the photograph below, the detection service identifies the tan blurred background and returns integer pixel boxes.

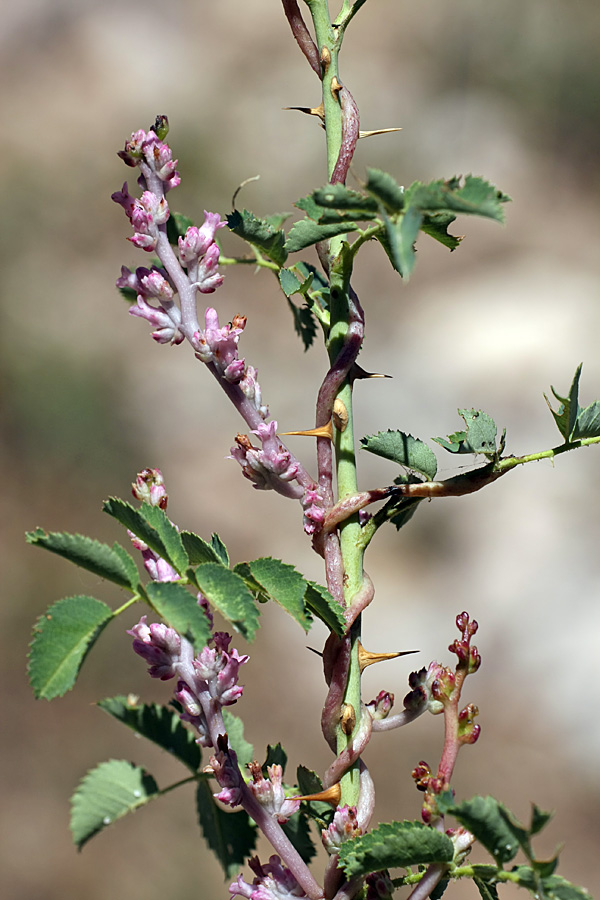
[2,0,600,897]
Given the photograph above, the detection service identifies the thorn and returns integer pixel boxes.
[320,46,331,75]
[281,421,333,441]
[357,640,419,673]
[284,104,325,122]
[306,646,323,658]
[294,782,341,807]
[350,363,392,382]
[359,127,402,139]
[330,75,342,100]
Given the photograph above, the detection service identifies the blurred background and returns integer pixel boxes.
[2,0,599,897]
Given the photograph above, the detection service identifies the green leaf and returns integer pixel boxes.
[70,759,159,849]
[227,209,287,267]
[296,766,331,824]
[103,498,189,575]
[430,880,450,900]
[420,212,462,251]
[473,879,499,900]
[381,205,423,279]
[145,581,212,649]
[262,743,287,775]
[97,696,201,772]
[180,531,224,566]
[297,766,323,796]
[287,299,318,351]
[166,211,195,244]
[244,557,311,632]
[196,780,258,877]
[282,812,317,865]
[338,821,454,877]
[194,563,259,641]
[433,409,498,457]
[26,529,139,591]
[449,795,520,865]
[545,365,582,441]
[279,267,303,297]
[304,581,346,637]
[210,533,230,567]
[365,168,406,213]
[29,596,113,700]
[530,804,553,836]
[361,431,438,480]
[312,183,379,215]
[573,401,600,439]
[222,709,254,769]
[285,219,358,254]
[541,875,593,900]
[404,175,510,223]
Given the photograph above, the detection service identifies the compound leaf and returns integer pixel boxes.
[103,498,189,575]
[244,557,311,632]
[433,410,498,457]
[448,795,520,865]
[285,219,358,254]
[222,709,254,770]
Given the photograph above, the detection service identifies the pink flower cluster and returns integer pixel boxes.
[230,855,308,900]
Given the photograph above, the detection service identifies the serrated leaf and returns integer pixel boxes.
[166,211,195,244]
[449,796,520,865]
[474,879,499,900]
[361,431,438,480]
[282,812,317,865]
[227,209,287,267]
[338,820,454,877]
[279,267,303,297]
[70,759,159,849]
[145,581,212,649]
[29,596,113,700]
[545,365,582,441]
[421,212,462,251]
[222,709,254,769]
[573,400,600,439]
[297,766,323,796]
[98,696,201,772]
[262,743,287,775]
[541,875,593,900]
[103,498,189,575]
[287,299,318,351]
[210,533,230,567]
[433,409,498,457]
[180,531,224,566]
[26,529,139,591]
[304,582,346,637]
[312,184,379,217]
[196,780,258,877]
[285,219,358,254]
[244,557,311,632]
[194,563,259,641]
[530,804,553,836]
[365,168,406,213]
[296,766,331,824]
[381,205,423,278]
[405,175,510,223]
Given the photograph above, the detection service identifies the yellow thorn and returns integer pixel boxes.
[330,75,342,100]
[280,421,333,441]
[350,364,392,382]
[284,104,325,122]
[357,640,419,673]
[294,782,341,807]
[359,127,402,139]
[320,46,331,74]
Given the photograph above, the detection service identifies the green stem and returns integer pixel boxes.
[495,434,600,471]
[305,0,364,808]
